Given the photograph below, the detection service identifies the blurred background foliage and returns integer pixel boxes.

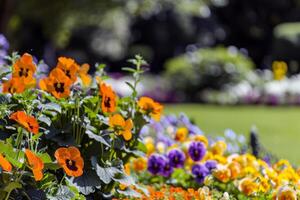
[2,0,300,72]
[1,0,216,69]
[165,46,254,101]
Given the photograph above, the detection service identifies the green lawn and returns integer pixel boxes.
[165,104,300,164]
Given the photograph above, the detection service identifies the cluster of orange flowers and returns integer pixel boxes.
[0,111,84,181]
[39,57,91,98]
[142,186,201,200]
[2,53,92,97]
[3,53,36,93]
[138,97,163,121]
[0,53,165,189]
[116,186,223,200]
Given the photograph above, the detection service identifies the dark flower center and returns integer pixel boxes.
[194,150,199,156]
[28,122,34,130]
[54,82,65,93]
[153,163,159,170]
[104,97,111,108]
[19,67,29,77]
[66,159,78,171]
[9,87,16,93]
[65,70,71,78]
[174,156,179,162]
[145,103,154,113]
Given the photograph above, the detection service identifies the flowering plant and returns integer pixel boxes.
[0,52,162,199]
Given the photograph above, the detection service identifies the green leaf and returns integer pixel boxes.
[123,147,145,157]
[83,106,97,119]
[44,163,60,170]
[96,63,106,70]
[4,182,22,193]
[125,82,135,91]
[38,153,52,163]
[0,71,11,80]
[32,132,43,141]
[47,185,75,200]
[38,173,57,191]
[0,94,11,104]
[122,67,136,73]
[112,173,134,186]
[85,127,110,147]
[38,115,51,126]
[43,103,61,113]
[0,141,24,168]
[91,157,121,184]
[66,170,102,195]
[137,140,147,153]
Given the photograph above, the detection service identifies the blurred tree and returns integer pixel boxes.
[213,0,300,68]
[1,0,214,68]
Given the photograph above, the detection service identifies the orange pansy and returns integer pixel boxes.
[55,146,84,177]
[78,63,92,87]
[25,149,44,181]
[39,68,72,99]
[100,82,117,113]
[56,57,79,83]
[132,157,147,172]
[2,77,25,94]
[109,114,133,141]
[10,111,39,134]
[12,53,36,87]
[238,178,259,196]
[138,96,163,121]
[0,154,12,172]
[213,166,231,183]
[175,127,188,142]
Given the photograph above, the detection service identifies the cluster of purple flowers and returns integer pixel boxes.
[188,141,217,184]
[147,154,173,177]
[148,149,186,177]
[191,160,217,184]
[140,113,206,162]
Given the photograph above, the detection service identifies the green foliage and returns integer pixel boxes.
[0,53,153,199]
[165,46,254,101]
[274,22,300,43]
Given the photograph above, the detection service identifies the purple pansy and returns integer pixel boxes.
[159,158,173,177]
[205,160,217,172]
[188,141,206,161]
[147,154,166,175]
[167,149,186,168]
[191,164,209,184]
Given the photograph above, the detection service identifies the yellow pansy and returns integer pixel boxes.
[211,141,227,155]
[175,127,188,142]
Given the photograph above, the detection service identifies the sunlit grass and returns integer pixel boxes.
[165,104,300,164]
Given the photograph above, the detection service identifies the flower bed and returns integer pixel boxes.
[0,49,300,199]
[116,114,300,199]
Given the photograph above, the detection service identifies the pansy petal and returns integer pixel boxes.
[0,154,12,172]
